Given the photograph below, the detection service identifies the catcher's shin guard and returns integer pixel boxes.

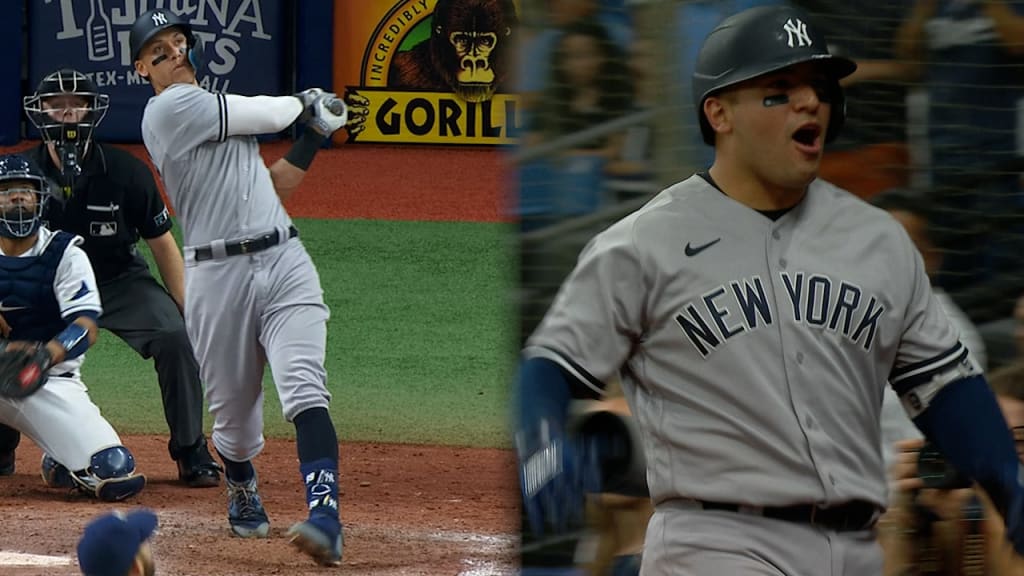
[85,446,146,501]
[43,447,147,501]
[40,453,75,488]
[93,474,147,502]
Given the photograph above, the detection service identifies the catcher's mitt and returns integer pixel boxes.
[0,341,52,399]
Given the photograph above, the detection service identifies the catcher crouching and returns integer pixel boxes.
[0,153,144,501]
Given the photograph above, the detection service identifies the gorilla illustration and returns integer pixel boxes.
[388,0,518,102]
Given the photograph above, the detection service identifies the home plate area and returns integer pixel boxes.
[0,436,519,575]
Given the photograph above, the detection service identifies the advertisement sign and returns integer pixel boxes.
[27,0,287,142]
[334,0,521,146]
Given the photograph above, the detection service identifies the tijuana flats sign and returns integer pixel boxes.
[41,0,275,93]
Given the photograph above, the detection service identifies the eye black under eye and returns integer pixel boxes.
[813,84,834,102]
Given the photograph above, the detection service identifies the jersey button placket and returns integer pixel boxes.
[771,229,786,268]
[770,227,839,498]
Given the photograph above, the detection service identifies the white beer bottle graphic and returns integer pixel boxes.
[86,0,114,61]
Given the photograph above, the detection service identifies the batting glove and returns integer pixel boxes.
[294,87,326,124]
[516,419,600,536]
[307,93,348,138]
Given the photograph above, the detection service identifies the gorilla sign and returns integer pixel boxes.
[338,0,522,145]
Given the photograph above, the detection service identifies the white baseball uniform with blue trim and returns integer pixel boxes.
[0,227,122,471]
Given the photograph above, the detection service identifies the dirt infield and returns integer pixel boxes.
[0,437,519,575]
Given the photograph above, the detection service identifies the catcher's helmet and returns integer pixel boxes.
[23,69,110,167]
[0,155,52,239]
[130,9,205,76]
[693,6,857,145]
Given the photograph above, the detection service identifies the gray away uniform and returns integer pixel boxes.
[140,83,331,462]
[526,176,973,575]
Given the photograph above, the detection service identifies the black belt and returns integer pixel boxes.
[193,226,298,262]
[697,500,879,532]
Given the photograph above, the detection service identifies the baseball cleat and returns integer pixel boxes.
[40,453,75,488]
[176,442,223,488]
[181,464,221,488]
[226,475,270,538]
[0,450,14,476]
[287,518,343,566]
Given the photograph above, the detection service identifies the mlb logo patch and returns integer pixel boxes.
[90,221,117,236]
[153,207,169,228]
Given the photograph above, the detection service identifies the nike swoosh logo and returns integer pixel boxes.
[0,303,26,312]
[684,238,721,257]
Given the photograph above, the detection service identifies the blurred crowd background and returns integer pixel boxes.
[511,1,1024,575]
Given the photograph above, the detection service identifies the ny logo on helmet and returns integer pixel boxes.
[151,12,168,26]
[782,18,812,48]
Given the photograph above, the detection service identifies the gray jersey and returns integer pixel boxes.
[138,81,331,460]
[140,84,292,247]
[526,175,968,509]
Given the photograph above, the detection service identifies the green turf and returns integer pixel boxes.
[82,218,517,448]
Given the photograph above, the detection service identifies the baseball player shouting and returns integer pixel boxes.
[515,6,1024,575]
[130,9,347,566]
[0,154,145,502]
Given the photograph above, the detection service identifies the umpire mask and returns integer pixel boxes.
[23,69,110,183]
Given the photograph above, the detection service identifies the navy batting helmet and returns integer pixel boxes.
[693,6,856,145]
[130,9,205,76]
[23,69,110,165]
[0,155,52,239]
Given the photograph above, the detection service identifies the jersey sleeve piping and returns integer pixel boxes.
[217,92,228,142]
[524,345,605,398]
[62,302,102,318]
[890,341,969,394]
[63,309,100,323]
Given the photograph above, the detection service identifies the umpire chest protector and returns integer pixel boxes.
[0,231,74,341]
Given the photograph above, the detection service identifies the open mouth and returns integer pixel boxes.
[792,124,821,147]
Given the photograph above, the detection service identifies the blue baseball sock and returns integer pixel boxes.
[217,451,255,484]
[300,458,340,531]
[294,407,339,461]
[294,408,340,530]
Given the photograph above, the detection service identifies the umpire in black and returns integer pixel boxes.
[0,68,222,488]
